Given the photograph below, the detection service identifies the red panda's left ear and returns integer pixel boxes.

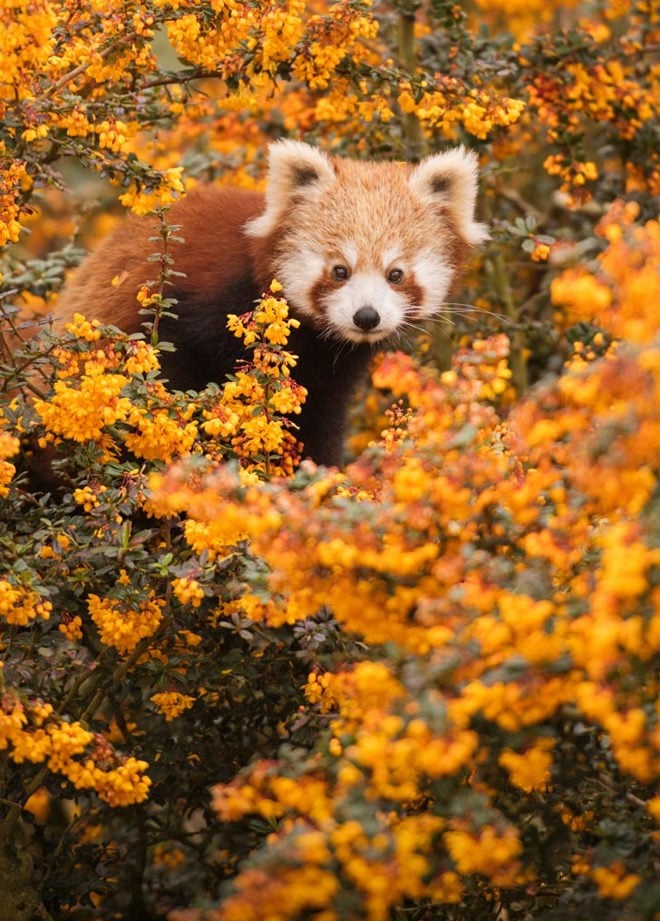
[245,140,337,239]
[408,147,489,247]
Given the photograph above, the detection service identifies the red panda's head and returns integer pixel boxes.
[246,140,488,344]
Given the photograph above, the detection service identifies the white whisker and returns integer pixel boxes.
[441,302,514,325]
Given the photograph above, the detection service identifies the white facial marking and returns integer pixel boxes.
[277,248,325,318]
[412,252,453,316]
[323,270,408,342]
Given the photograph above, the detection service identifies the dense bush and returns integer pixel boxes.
[0,1,657,919]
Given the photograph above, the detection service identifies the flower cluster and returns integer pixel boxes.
[164,0,376,89]
[522,6,658,203]
[398,79,525,141]
[0,580,52,626]
[31,316,187,455]
[0,0,375,261]
[0,159,30,247]
[1,696,150,807]
[87,592,165,656]
[29,287,305,488]
[529,58,655,148]
[0,1,56,113]
[291,0,377,91]
[0,417,19,497]
[542,152,599,203]
[551,201,657,345]
[222,283,306,478]
[171,576,205,608]
[119,167,186,217]
[151,691,196,721]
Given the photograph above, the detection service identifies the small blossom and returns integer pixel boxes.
[151,691,196,721]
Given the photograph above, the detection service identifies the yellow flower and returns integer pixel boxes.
[73,485,105,512]
[0,580,52,626]
[590,861,641,900]
[58,614,83,642]
[171,576,205,608]
[95,757,151,807]
[118,167,184,215]
[46,721,94,773]
[35,372,132,443]
[0,698,27,751]
[444,825,522,882]
[151,691,196,721]
[499,738,555,792]
[87,593,164,655]
[124,340,160,376]
[0,161,31,247]
[0,429,19,497]
[124,406,198,462]
[64,313,102,342]
[531,242,551,262]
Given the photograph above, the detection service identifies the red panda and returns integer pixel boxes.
[59,141,487,466]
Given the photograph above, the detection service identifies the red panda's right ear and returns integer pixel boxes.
[245,140,336,239]
[408,147,489,247]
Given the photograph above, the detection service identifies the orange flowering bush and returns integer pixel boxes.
[152,204,659,921]
[1,1,658,919]
[0,292,321,918]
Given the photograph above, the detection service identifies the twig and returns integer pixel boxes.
[45,29,141,99]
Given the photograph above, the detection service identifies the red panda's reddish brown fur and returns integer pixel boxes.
[61,188,266,333]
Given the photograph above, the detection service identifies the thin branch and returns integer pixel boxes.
[44,29,143,99]
[141,69,221,90]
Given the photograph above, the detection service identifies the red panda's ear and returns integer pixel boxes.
[245,140,336,238]
[408,147,489,247]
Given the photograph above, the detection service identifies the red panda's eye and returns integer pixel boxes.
[332,265,350,281]
[388,268,404,285]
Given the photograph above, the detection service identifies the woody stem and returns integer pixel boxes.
[397,7,426,162]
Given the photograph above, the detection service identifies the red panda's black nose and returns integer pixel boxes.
[353,306,381,331]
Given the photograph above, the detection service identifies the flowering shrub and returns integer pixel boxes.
[1,1,658,920]
[152,210,660,918]
[0,289,323,918]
